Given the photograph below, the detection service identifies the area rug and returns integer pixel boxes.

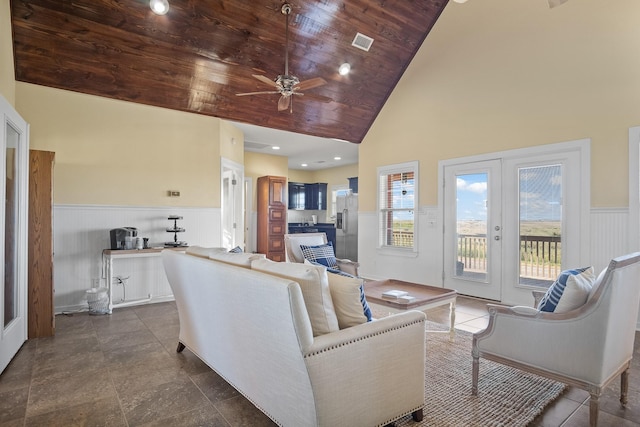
[395,322,566,427]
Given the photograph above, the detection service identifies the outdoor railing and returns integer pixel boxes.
[457,234,562,281]
[390,231,561,281]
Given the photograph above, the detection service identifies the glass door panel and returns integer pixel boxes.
[518,164,562,287]
[4,128,17,327]
[455,173,488,281]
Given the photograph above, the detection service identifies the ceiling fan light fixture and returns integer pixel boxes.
[338,63,351,76]
[150,0,169,15]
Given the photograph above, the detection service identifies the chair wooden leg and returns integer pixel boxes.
[621,368,629,407]
[471,355,479,395]
[412,408,423,422]
[589,392,599,427]
[176,342,185,353]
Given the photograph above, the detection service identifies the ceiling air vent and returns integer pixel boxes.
[244,141,271,150]
[352,32,374,52]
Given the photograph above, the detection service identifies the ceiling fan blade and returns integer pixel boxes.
[295,77,327,91]
[252,74,278,88]
[236,91,279,97]
[278,95,290,111]
[295,93,333,103]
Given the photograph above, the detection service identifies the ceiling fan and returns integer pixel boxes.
[236,3,332,112]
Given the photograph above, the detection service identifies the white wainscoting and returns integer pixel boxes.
[53,205,221,313]
[589,208,630,272]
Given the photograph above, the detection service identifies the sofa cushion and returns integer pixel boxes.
[251,258,339,336]
[300,242,339,268]
[209,251,266,268]
[305,259,372,325]
[537,266,595,313]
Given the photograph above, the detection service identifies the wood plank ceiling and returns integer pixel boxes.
[10,0,448,144]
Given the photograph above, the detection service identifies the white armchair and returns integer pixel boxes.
[472,252,640,427]
[284,232,359,276]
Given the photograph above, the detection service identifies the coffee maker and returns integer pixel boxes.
[110,227,138,250]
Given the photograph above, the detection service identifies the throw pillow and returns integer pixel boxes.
[300,242,339,268]
[251,258,339,336]
[228,246,243,253]
[537,266,595,313]
[304,259,372,324]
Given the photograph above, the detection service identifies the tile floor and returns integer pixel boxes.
[0,296,638,426]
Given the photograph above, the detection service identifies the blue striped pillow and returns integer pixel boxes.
[537,267,593,312]
[300,242,338,268]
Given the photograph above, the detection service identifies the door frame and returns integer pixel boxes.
[438,139,590,306]
[221,158,244,250]
[0,95,29,374]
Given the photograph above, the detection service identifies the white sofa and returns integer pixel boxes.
[162,247,426,427]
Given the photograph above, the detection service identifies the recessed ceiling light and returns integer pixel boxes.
[272,146,280,150]
[150,0,169,15]
[338,63,351,76]
[334,156,341,160]
[301,163,308,167]
[452,0,468,3]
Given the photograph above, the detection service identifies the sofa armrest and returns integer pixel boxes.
[303,311,426,426]
[336,258,359,276]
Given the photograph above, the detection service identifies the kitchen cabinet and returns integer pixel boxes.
[288,224,337,252]
[289,182,327,210]
[258,176,287,261]
[28,150,55,338]
[348,177,358,194]
[288,182,306,210]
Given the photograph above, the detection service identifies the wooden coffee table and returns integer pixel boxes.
[365,279,457,341]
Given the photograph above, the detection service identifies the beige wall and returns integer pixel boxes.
[219,120,244,165]
[0,0,15,105]
[16,83,224,207]
[359,0,640,210]
[244,151,289,210]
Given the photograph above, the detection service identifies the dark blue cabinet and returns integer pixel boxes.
[348,177,358,194]
[289,182,327,210]
[288,182,306,210]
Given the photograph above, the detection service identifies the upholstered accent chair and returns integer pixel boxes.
[284,232,359,276]
[472,252,640,427]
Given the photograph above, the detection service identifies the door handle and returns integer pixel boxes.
[494,236,501,241]
[342,209,348,233]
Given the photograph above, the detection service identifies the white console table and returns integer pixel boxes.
[102,247,186,313]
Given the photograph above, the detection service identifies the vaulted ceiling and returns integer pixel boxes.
[10,0,448,144]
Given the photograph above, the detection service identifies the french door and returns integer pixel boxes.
[443,160,502,300]
[442,141,587,305]
[0,96,29,374]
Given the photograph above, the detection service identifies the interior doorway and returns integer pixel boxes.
[221,158,244,250]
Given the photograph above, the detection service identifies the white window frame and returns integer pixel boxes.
[377,161,419,255]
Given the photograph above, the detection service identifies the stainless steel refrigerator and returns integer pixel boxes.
[336,192,358,261]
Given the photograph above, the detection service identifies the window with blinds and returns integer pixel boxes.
[377,161,418,251]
